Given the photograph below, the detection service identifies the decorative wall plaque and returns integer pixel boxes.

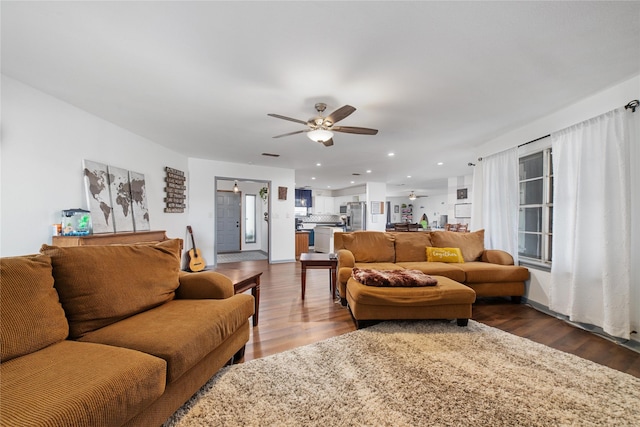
[278,186,287,200]
[164,167,186,213]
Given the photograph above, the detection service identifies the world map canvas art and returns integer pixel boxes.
[129,170,150,231]
[83,160,150,233]
[83,160,114,233]
[108,165,135,233]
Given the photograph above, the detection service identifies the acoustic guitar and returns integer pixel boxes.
[186,225,206,272]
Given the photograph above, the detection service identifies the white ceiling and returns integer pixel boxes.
[2,1,639,196]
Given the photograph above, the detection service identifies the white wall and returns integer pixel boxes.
[475,74,640,324]
[188,158,295,264]
[448,175,473,225]
[410,193,448,228]
[365,182,387,231]
[1,76,189,256]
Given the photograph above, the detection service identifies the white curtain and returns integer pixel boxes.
[550,108,632,339]
[480,148,519,262]
[470,161,484,231]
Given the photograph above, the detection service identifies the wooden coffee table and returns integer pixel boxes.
[299,253,338,300]
[211,268,262,327]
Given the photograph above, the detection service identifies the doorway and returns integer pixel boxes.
[214,178,269,265]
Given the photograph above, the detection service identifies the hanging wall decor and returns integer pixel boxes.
[129,170,150,231]
[278,186,287,200]
[83,160,151,233]
[83,160,115,234]
[164,167,186,213]
[108,165,135,232]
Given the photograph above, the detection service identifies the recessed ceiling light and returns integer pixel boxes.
[366,170,372,173]
[407,175,412,178]
[388,152,395,157]
[311,177,316,180]
[316,163,321,166]
[350,181,355,184]
[327,185,331,188]
[437,162,444,166]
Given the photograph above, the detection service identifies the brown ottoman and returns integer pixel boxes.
[346,275,476,329]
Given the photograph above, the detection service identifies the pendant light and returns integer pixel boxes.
[233,180,240,193]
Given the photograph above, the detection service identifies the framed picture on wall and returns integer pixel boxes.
[457,188,468,200]
[454,203,472,218]
[394,205,399,213]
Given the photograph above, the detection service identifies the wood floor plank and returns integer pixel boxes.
[226,260,640,378]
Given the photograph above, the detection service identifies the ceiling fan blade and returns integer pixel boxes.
[321,138,334,147]
[332,126,378,135]
[326,105,356,125]
[267,113,308,125]
[272,130,305,138]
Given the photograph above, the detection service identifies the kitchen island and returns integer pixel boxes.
[314,226,344,253]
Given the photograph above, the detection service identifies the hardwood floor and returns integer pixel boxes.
[228,260,640,378]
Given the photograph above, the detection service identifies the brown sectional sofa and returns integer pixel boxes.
[334,230,530,305]
[0,239,254,427]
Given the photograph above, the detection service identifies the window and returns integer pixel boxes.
[518,147,553,266]
[245,194,256,243]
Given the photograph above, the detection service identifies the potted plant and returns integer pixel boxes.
[259,186,268,203]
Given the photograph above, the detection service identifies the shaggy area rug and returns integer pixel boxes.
[164,320,640,426]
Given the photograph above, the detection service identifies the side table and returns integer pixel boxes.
[211,268,262,327]
[299,253,337,300]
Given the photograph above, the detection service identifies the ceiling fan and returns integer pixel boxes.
[268,103,378,147]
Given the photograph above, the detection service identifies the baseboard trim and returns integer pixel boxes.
[522,297,640,354]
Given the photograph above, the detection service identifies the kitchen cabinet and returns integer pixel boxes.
[295,189,312,208]
[295,231,309,260]
[312,195,335,214]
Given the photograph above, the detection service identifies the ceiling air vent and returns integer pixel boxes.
[261,153,280,157]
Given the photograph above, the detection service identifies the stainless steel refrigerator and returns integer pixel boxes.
[346,202,366,231]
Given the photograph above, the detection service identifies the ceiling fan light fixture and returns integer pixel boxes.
[409,191,417,201]
[307,129,334,143]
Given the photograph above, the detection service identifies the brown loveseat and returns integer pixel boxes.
[0,239,254,427]
[334,230,529,305]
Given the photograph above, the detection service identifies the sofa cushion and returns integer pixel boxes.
[346,276,476,307]
[456,262,530,283]
[392,232,433,262]
[395,262,466,283]
[78,296,254,383]
[431,229,485,262]
[0,340,166,426]
[0,255,69,362]
[41,239,182,339]
[426,247,464,263]
[354,262,403,271]
[342,232,395,262]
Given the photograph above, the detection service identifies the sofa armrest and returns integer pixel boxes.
[481,250,514,266]
[175,271,234,299]
[337,249,355,269]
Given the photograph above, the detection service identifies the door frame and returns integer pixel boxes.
[213,177,270,267]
